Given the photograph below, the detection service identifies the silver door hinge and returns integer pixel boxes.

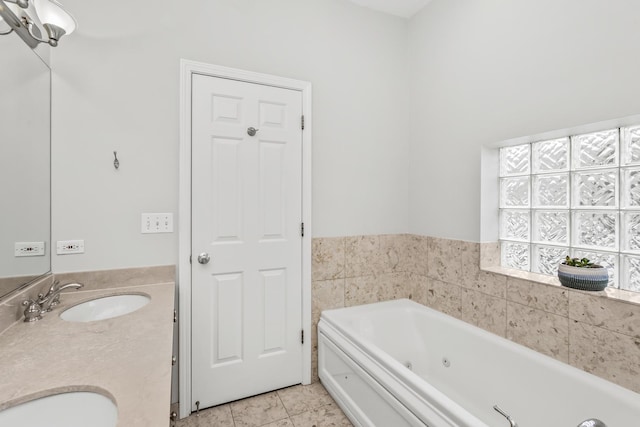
[189,255,192,264]
[300,222,304,237]
[301,115,305,130]
[301,329,304,344]
[173,310,177,323]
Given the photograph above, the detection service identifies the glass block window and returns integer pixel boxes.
[499,126,640,292]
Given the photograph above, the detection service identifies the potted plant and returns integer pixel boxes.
[557,256,609,291]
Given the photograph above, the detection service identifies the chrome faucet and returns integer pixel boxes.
[38,280,84,312]
[22,281,84,322]
[493,405,518,427]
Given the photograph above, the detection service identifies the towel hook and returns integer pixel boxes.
[113,151,120,170]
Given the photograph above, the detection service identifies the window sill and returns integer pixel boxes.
[481,264,640,307]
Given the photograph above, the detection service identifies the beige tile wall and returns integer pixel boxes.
[311,235,418,381]
[311,234,640,393]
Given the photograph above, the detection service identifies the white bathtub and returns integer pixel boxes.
[318,299,640,427]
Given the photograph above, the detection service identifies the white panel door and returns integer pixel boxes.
[191,74,303,409]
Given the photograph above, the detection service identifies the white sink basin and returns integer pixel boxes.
[61,294,150,322]
[0,391,117,427]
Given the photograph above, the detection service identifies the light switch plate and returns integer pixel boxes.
[141,213,174,233]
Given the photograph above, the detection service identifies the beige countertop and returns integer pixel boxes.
[0,280,175,426]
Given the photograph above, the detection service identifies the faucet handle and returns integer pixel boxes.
[46,282,84,311]
[50,280,61,292]
[37,280,60,303]
[22,299,43,323]
[45,279,60,294]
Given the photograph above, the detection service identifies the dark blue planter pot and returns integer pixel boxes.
[557,263,608,291]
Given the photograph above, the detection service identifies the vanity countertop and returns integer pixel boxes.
[0,280,175,426]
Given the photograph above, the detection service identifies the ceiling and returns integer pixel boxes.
[347,0,433,18]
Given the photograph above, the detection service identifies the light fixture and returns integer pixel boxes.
[0,0,76,48]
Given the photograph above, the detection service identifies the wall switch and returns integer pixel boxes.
[57,240,85,255]
[141,213,174,234]
[15,242,45,257]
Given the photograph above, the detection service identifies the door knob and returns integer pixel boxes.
[247,127,259,136]
[197,253,210,264]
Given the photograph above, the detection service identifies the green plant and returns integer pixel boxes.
[563,256,597,268]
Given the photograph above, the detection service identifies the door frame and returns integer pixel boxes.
[178,59,312,419]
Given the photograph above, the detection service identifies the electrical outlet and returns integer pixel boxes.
[15,242,45,257]
[57,240,85,255]
[141,213,174,233]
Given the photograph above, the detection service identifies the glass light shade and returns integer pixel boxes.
[33,0,76,35]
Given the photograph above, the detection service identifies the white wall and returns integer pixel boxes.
[51,0,409,272]
[53,0,640,269]
[408,0,640,241]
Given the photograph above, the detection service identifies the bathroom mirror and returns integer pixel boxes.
[0,32,51,299]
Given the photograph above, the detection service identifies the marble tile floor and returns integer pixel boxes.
[173,382,353,427]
